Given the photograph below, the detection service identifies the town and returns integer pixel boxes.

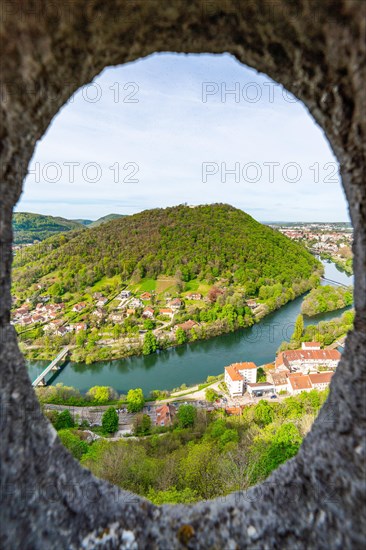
[269,221,353,274]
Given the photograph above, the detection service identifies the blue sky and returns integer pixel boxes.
[16,53,349,222]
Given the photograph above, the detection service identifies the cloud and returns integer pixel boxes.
[17,53,349,222]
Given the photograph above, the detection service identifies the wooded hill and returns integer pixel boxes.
[13,212,84,244]
[13,204,321,295]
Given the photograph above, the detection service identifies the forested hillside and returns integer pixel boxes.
[13,212,84,244]
[13,204,321,294]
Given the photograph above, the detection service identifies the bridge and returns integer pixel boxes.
[321,276,349,288]
[32,347,70,387]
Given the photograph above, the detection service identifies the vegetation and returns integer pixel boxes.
[13,212,83,244]
[54,409,75,430]
[126,388,145,413]
[278,310,354,351]
[35,383,122,406]
[60,390,329,505]
[102,407,119,433]
[14,204,320,293]
[14,204,322,363]
[177,404,197,428]
[301,285,353,316]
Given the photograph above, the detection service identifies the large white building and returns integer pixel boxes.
[276,348,340,374]
[224,362,257,397]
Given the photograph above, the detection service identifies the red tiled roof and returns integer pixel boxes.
[225,366,243,382]
[177,320,197,331]
[233,361,257,370]
[309,372,334,384]
[277,349,340,366]
[288,374,312,390]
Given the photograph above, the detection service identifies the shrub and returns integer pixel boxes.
[102,407,119,433]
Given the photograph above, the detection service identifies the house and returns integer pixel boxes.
[129,299,143,309]
[225,365,244,397]
[159,308,173,317]
[246,299,259,310]
[175,319,198,331]
[140,292,152,301]
[247,382,275,397]
[155,404,175,426]
[20,316,32,326]
[55,326,68,336]
[309,372,334,390]
[72,302,87,312]
[126,308,136,316]
[225,406,244,416]
[120,290,131,299]
[224,362,258,397]
[93,292,104,300]
[109,313,124,323]
[275,349,340,373]
[186,293,202,300]
[96,297,108,307]
[92,308,105,318]
[287,373,313,395]
[31,314,45,323]
[269,372,289,393]
[301,342,321,350]
[169,298,182,310]
[74,322,87,332]
[142,307,154,319]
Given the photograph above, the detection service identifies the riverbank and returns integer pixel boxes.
[27,259,353,394]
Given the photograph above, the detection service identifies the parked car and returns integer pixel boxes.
[271,394,277,399]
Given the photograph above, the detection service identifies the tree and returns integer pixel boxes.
[175,327,187,345]
[177,404,196,428]
[292,314,304,342]
[76,329,87,347]
[253,400,273,427]
[102,407,119,433]
[55,409,75,430]
[205,388,219,402]
[133,414,152,436]
[142,331,158,355]
[257,367,267,383]
[58,429,88,459]
[127,388,145,413]
[86,386,118,404]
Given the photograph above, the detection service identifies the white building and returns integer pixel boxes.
[301,342,321,350]
[247,382,274,397]
[224,362,257,397]
[276,349,340,374]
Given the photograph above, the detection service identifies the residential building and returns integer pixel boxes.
[186,293,202,300]
[276,349,340,373]
[142,307,154,319]
[155,404,175,426]
[120,290,131,299]
[224,362,258,397]
[169,298,182,310]
[247,382,274,396]
[140,292,152,301]
[309,372,334,390]
[287,373,313,395]
[301,342,321,350]
[269,372,289,393]
[159,308,173,317]
[175,319,198,331]
[72,302,87,312]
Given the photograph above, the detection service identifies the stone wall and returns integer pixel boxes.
[0,1,365,547]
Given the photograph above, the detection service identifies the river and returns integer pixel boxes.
[27,259,353,394]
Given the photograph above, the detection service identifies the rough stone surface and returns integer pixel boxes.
[0,1,365,548]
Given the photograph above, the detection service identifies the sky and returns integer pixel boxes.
[16,53,350,222]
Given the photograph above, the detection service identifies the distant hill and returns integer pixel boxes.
[72,219,93,226]
[13,213,84,244]
[88,214,125,228]
[13,204,321,295]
